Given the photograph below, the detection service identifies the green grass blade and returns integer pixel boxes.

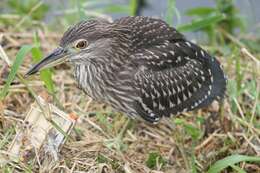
[0,45,33,100]
[166,0,176,26]
[177,13,225,32]
[208,155,260,173]
[76,0,86,20]
[31,33,55,94]
[230,164,247,173]
[97,5,130,14]
[186,7,216,16]
[129,0,138,16]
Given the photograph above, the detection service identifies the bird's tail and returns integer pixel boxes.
[196,54,227,109]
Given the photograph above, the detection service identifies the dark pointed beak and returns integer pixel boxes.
[25,47,69,77]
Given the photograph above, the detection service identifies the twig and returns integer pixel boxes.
[3,34,20,47]
[124,163,134,173]
[242,134,260,155]
[241,47,260,65]
[0,44,11,66]
[228,108,260,135]
[218,28,246,48]
[195,131,217,152]
[84,98,93,112]
[0,14,20,20]
[82,116,110,138]
[233,98,245,120]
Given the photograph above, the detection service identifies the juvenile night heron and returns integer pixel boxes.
[26,16,227,123]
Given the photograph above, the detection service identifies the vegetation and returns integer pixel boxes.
[0,0,259,172]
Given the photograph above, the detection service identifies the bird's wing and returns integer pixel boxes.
[114,16,184,49]
[115,16,226,123]
[132,40,226,123]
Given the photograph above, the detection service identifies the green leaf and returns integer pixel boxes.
[177,13,226,32]
[186,7,216,17]
[0,45,33,100]
[208,155,260,173]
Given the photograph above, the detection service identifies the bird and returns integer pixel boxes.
[26,16,227,124]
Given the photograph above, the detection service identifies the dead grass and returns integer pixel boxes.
[0,27,259,173]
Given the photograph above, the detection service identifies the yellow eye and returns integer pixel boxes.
[75,39,88,49]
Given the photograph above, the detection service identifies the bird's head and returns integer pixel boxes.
[25,19,130,76]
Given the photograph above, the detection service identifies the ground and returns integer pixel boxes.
[0,27,259,173]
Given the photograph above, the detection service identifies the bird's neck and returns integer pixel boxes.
[73,61,122,101]
[74,63,103,100]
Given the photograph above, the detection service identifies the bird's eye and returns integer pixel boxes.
[75,39,88,49]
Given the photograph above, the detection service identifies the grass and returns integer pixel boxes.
[0,0,260,172]
[177,13,226,33]
[0,45,33,100]
[208,155,260,173]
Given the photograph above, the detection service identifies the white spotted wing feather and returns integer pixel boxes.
[116,17,227,123]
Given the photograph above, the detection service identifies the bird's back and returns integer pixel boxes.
[114,16,227,123]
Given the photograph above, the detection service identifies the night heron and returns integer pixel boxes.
[26,16,227,124]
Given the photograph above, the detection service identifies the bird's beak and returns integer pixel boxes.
[25,47,69,77]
